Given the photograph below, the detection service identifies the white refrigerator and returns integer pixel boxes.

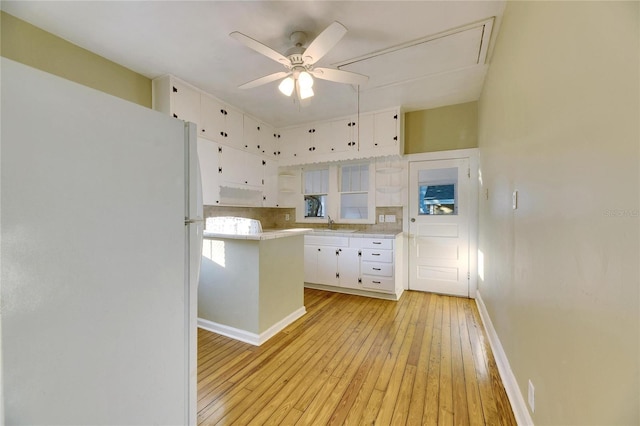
[1,58,202,425]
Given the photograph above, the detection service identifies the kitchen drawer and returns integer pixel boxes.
[361,249,393,263]
[351,238,393,250]
[361,276,395,292]
[361,261,393,277]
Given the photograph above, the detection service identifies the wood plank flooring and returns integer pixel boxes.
[197,289,516,425]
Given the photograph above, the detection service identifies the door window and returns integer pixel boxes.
[417,167,458,215]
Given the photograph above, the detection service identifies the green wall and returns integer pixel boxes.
[404,101,478,154]
[1,11,151,107]
[477,2,638,424]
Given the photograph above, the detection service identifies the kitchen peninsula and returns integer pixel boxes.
[198,228,310,346]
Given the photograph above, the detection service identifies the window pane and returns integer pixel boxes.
[417,167,457,215]
[304,169,329,194]
[305,195,326,218]
[341,166,351,192]
[360,164,369,191]
[340,193,368,219]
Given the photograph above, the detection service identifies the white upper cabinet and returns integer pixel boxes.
[218,145,264,188]
[197,138,221,205]
[154,75,404,170]
[325,117,358,154]
[200,94,243,148]
[152,75,200,126]
[277,107,403,166]
[244,116,277,158]
[373,110,400,149]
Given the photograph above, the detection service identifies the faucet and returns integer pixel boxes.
[327,215,335,230]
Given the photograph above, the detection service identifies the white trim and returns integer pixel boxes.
[197,307,306,346]
[475,291,534,426]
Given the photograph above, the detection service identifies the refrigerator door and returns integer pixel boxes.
[1,58,194,425]
[184,121,203,425]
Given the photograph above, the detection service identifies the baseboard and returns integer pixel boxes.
[475,291,534,426]
[304,283,402,301]
[197,306,306,346]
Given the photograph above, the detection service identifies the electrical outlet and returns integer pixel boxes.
[378,214,385,223]
[385,214,396,223]
[512,190,518,210]
[528,380,535,413]
[285,214,290,221]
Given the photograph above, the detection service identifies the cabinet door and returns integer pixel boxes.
[242,115,260,154]
[258,123,276,157]
[310,121,332,154]
[358,113,375,151]
[262,158,278,207]
[197,138,220,205]
[200,94,225,142]
[171,80,200,126]
[218,145,262,187]
[278,126,308,161]
[373,110,399,148]
[326,117,357,154]
[338,247,361,289]
[224,106,244,149]
[316,246,339,286]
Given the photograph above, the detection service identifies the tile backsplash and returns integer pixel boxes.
[203,206,403,233]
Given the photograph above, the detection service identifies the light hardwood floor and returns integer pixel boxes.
[197,288,516,425]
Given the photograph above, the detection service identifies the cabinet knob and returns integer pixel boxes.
[317,248,321,252]
[172,86,178,93]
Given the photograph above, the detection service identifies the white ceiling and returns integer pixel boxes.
[2,1,505,128]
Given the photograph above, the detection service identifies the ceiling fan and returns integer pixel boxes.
[230,21,368,101]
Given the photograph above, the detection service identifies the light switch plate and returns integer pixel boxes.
[384,214,396,223]
[378,214,385,223]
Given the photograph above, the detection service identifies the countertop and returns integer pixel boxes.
[202,228,313,241]
[203,228,402,241]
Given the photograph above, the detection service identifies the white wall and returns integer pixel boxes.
[477,2,639,424]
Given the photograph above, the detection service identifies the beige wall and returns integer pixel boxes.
[1,11,151,107]
[478,2,639,425]
[404,102,478,154]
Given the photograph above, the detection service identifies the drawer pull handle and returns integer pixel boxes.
[372,253,380,256]
[373,268,381,271]
[372,242,382,245]
[373,281,381,284]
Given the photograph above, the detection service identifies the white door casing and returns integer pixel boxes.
[408,158,470,297]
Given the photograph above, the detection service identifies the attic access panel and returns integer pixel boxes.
[335,19,494,90]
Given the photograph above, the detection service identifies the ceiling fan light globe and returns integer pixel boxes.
[278,77,294,96]
[298,71,314,89]
[299,86,314,100]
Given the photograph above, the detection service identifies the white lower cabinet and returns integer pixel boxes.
[304,234,400,297]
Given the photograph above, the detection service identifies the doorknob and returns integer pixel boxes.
[411,218,416,222]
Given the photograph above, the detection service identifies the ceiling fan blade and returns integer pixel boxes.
[302,21,347,65]
[238,72,291,89]
[230,31,290,66]
[311,68,369,86]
